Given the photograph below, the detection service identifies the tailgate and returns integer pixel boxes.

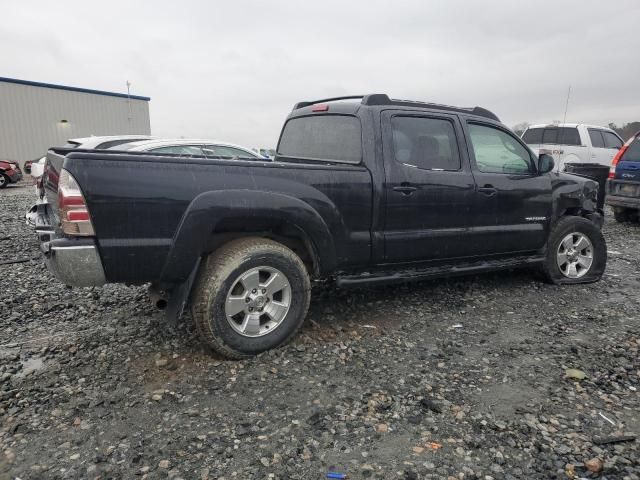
[43,150,66,212]
[42,150,67,231]
[615,160,640,182]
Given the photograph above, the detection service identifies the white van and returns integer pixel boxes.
[522,123,623,171]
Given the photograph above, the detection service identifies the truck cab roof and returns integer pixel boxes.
[527,123,618,133]
[290,94,500,122]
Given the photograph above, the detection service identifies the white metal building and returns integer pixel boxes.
[0,77,151,162]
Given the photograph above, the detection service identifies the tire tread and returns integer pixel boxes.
[191,237,310,359]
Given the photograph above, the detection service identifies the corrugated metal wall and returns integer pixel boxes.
[0,81,151,162]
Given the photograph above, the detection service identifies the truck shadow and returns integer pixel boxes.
[299,267,541,341]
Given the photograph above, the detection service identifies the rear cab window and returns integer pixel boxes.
[277,115,362,163]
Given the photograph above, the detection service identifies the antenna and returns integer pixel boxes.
[562,85,571,125]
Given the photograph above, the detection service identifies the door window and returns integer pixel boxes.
[150,145,204,155]
[468,124,533,174]
[390,116,461,170]
[621,137,640,162]
[588,129,605,148]
[202,145,259,159]
[602,131,623,149]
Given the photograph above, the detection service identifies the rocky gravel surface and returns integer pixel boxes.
[1,183,639,480]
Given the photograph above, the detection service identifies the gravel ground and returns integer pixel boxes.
[1,182,639,480]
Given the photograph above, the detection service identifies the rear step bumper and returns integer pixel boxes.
[41,238,107,287]
[605,194,640,210]
[36,203,106,287]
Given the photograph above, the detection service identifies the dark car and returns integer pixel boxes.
[35,94,606,359]
[606,131,640,222]
[0,160,23,188]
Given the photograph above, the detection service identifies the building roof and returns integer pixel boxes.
[0,76,150,101]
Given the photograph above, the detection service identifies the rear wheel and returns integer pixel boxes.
[191,237,311,359]
[542,216,606,284]
[613,207,634,223]
[0,174,8,189]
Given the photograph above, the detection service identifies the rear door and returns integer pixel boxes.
[587,128,615,165]
[539,126,583,169]
[381,110,477,263]
[464,121,552,255]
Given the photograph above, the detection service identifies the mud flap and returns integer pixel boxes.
[584,210,604,230]
[165,258,201,326]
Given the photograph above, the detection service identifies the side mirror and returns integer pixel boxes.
[538,153,555,174]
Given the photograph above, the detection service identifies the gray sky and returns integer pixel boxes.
[2,0,639,147]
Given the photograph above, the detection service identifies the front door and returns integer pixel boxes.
[382,111,477,263]
[464,121,552,255]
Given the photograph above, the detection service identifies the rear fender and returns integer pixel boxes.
[159,190,337,284]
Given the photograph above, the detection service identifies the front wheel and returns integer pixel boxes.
[191,237,311,359]
[0,174,8,189]
[542,216,606,284]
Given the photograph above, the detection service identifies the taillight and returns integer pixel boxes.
[609,136,635,178]
[58,170,95,236]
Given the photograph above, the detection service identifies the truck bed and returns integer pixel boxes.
[44,149,373,284]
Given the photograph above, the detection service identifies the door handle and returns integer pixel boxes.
[478,185,497,196]
[393,183,417,195]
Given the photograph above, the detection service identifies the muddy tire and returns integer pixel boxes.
[542,216,606,285]
[191,237,311,359]
[613,207,633,223]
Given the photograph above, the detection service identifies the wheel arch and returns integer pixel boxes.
[159,189,336,285]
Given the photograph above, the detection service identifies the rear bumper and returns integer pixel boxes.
[35,202,106,287]
[606,194,640,210]
[41,237,107,287]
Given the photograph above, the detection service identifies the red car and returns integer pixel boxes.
[0,160,23,188]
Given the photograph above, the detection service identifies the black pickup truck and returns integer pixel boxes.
[36,94,606,358]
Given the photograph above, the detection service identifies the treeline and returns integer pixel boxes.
[608,122,640,142]
[512,121,640,140]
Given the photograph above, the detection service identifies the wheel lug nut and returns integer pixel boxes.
[248,307,253,312]
[252,289,257,294]
[245,298,250,303]
[262,289,266,294]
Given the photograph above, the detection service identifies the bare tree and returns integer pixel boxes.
[512,122,530,137]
